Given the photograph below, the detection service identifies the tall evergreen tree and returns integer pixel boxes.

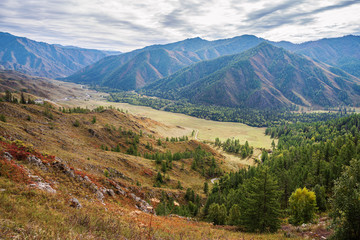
[331,158,360,240]
[241,166,281,232]
[20,92,26,104]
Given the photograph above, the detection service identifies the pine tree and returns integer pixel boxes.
[20,92,26,104]
[204,182,209,194]
[331,158,360,240]
[228,204,241,226]
[241,166,281,232]
[5,90,12,102]
[208,203,227,225]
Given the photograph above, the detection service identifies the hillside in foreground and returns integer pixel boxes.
[3,72,360,238]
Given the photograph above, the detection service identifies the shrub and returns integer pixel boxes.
[0,114,6,122]
[289,187,317,225]
[73,120,80,127]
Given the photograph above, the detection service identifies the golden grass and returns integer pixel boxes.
[59,99,273,149]
[0,178,299,240]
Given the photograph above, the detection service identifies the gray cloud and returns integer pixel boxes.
[0,0,359,51]
[247,0,304,21]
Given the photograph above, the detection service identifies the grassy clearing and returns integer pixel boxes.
[59,98,273,149]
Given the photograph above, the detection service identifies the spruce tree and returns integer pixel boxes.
[241,166,281,232]
[20,92,26,104]
[331,158,360,240]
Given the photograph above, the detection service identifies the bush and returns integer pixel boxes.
[0,114,6,122]
[73,120,80,127]
[289,187,317,225]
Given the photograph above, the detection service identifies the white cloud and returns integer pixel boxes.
[0,0,359,51]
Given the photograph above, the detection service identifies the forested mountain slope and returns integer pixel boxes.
[144,43,360,109]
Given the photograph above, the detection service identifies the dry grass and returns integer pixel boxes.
[59,99,273,149]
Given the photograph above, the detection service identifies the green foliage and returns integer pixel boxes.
[156,191,200,217]
[0,114,6,122]
[109,91,341,127]
[156,172,163,184]
[265,114,360,208]
[331,158,360,240]
[208,203,227,225]
[219,139,253,158]
[203,182,209,194]
[20,92,26,104]
[177,181,182,189]
[73,120,80,127]
[313,185,326,212]
[227,204,241,226]
[43,106,54,120]
[241,167,281,232]
[261,150,269,162]
[104,170,109,178]
[288,187,317,225]
[5,90,12,102]
[91,116,96,124]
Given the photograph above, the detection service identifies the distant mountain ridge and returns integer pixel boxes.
[143,43,360,109]
[0,32,121,78]
[2,32,360,109]
[64,35,266,88]
[64,34,360,91]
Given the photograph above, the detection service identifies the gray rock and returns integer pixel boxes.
[3,152,13,161]
[114,184,126,195]
[69,198,82,209]
[52,161,75,178]
[27,155,43,166]
[76,175,84,182]
[95,190,104,201]
[105,189,115,197]
[130,193,153,213]
[89,183,98,193]
[30,182,56,194]
[83,176,91,182]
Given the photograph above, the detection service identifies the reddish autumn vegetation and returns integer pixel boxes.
[0,139,56,164]
[0,157,32,184]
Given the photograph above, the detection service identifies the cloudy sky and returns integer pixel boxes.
[1,0,360,52]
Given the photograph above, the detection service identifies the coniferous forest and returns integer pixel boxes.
[201,114,360,238]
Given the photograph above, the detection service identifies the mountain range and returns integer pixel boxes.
[1,32,360,109]
[0,32,120,78]
[143,43,360,108]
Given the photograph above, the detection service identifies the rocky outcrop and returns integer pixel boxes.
[130,193,153,213]
[27,155,48,171]
[52,157,75,178]
[29,175,56,193]
[69,198,82,209]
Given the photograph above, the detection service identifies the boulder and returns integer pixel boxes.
[69,198,82,209]
[52,160,75,178]
[30,181,56,194]
[95,190,104,201]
